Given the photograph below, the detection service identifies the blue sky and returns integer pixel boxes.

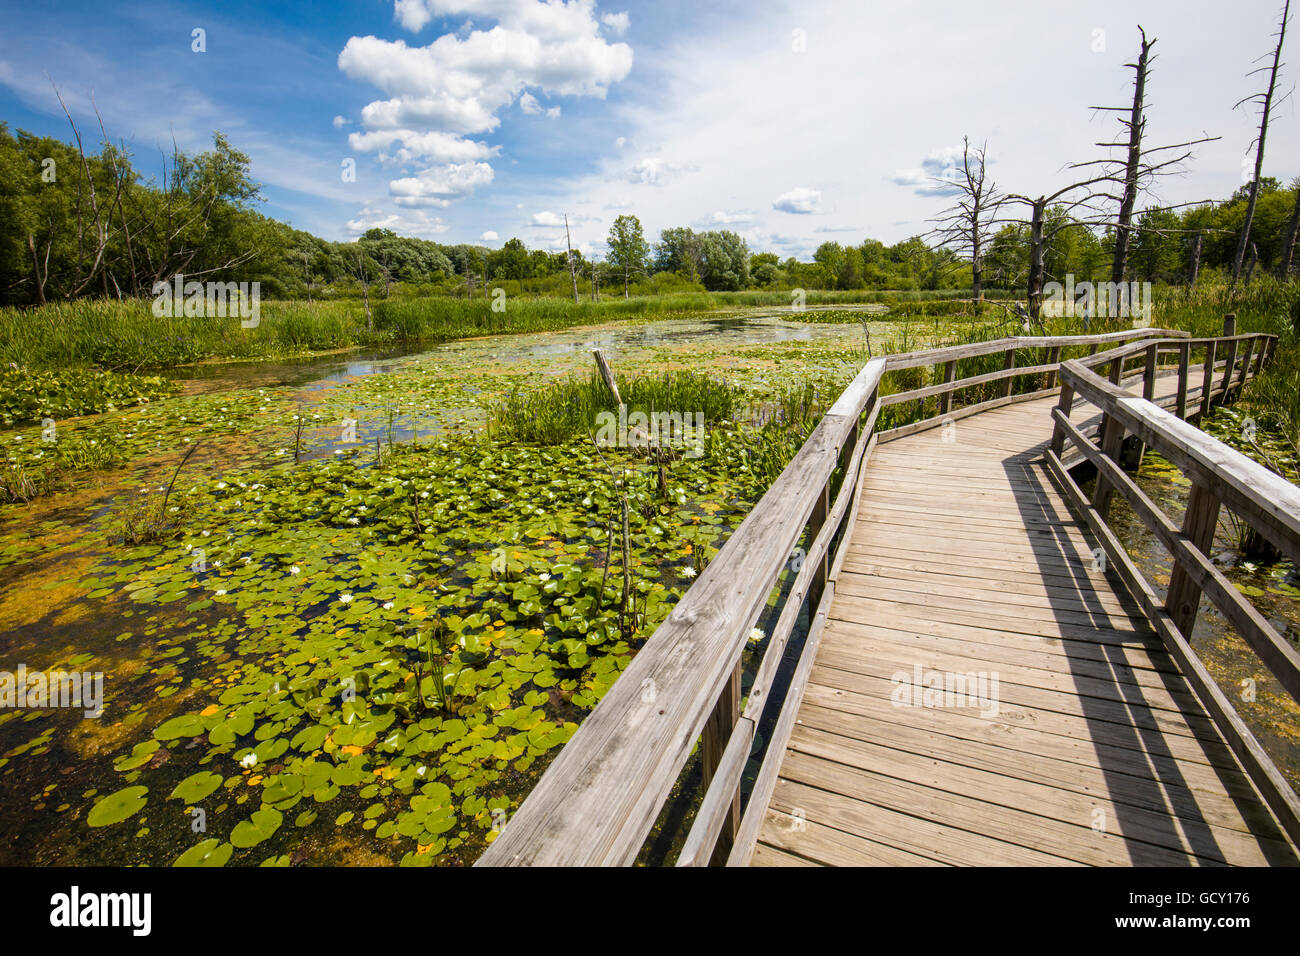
[2,0,1296,259]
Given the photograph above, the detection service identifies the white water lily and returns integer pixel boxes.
[682,566,697,579]
[339,593,354,604]
[240,752,257,769]
[215,589,227,596]
[748,627,765,645]
[382,602,394,610]
[347,517,360,525]
[289,566,301,575]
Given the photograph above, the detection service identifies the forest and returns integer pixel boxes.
[3,118,1296,309]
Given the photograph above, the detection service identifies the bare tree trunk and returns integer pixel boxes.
[1247,241,1259,283]
[1110,28,1154,283]
[1233,0,1291,284]
[564,214,579,304]
[1188,230,1204,286]
[26,234,48,305]
[1279,181,1300,276]
[1027,198,1047,320]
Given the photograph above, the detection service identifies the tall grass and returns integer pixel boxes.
[487,369,741,445]
[0,288,983,373]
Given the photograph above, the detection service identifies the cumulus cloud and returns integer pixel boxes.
[340,1,632,213]
[388,161,495,207]
[891,145,968,196]
[531,210,567,227]
[601,11,630,36]
[332,115,350,128]
[345,205,450,236]
[814,224,859,233]
[480,230,499,241]
[519,92,561,117]
[771,187,823,214]
[625,157,696,186]
[347,129,498,164]
[705,210,753,225]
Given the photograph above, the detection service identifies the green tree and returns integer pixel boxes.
[606,214,650,296]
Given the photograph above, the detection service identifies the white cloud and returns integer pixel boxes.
[480,230,499,240]
[771,187,823,215]
[814,225,860,233]
[706,210,754,225]
[519,92,560,117]
[625,157,695,186]
[601,11,630,36]
[892,145,968,196]
[388,161,495,206]
[345,205,450,236]
[531,210,567,227]
[348,128,498,164]
[340,1,632,222]
[332,115,350,128]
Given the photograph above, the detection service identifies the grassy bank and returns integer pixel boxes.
[0,289,983,374]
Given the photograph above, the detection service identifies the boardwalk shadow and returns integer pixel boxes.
[1004,424,1296,865]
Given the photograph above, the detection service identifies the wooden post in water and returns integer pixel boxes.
[1166,482,1222,635]
[592,349,623,407]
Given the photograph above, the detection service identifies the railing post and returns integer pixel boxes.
[1200,340,1217,419]
[1109,354,1125,386]
[1050,377,1074,458]
[1236,336,1256,394]
[1001,347,1016,398]
[1176,342,1190,420]
[1219,314,1238,404]
[1165,481,1222,636]
[1142,343,1158,401]
[1045,346,1062,389]
[700,660,741,862]
[939,360,957,415]
[1091,411,1127,520]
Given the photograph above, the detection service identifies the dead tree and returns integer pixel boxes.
[564,213,580,304]
[926,137,1004,314]
[1233,0,1292,284]
[1103,27,1154,283]
[1074,27,1218,283]
[1279,177,1300,276]
[1003,178,1112,320]
[1188,230,1205,286]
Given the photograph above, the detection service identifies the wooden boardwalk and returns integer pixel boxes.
[753,368,1300,866]
[479,328,1300,869]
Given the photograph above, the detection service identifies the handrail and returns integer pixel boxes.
[1046,349,1300,845]
[477,357,887,865]
[478,321,1282,866]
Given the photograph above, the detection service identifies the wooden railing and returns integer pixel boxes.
[477,321,1283,867]
[477,357,888,865]
[1045,332,1299,846]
